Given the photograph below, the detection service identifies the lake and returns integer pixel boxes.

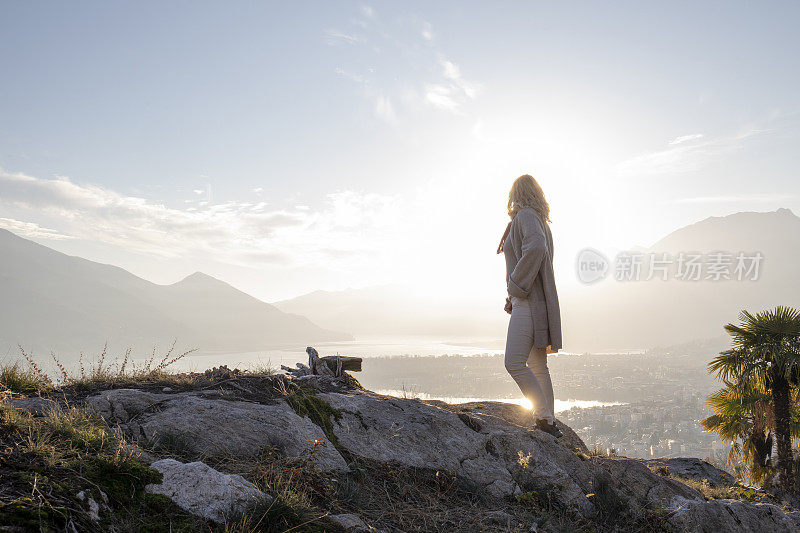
[373,389,624,413]
[11,336,625,413]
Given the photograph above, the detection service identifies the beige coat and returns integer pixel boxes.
[502,207,562,351]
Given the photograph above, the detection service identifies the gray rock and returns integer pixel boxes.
[85,389,347,472]
[455,400,589,453]
[668,496,800,532]
[643,457,735,486]
[79,385,800,531]
[594,457,701,508]
[10,396,59,416]
[319,390,620,514]
[324,391,800,532]
[327,513,382,532]
[84,388,165,423]
[482,509,515,525]
[75,490,102,522]
[146,458,263,523]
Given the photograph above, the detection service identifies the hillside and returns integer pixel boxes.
[4,365,800,532]
[0,229,351,356]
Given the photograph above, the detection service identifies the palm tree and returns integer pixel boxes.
[708,306,800,492]
[701,382,774,483]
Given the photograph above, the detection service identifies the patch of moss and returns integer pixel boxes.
[1,399,212,531]
[230,493,341,533]
[285,387,343,448]
[79,454,163,504]
[0,499,53,531]
[144,427,198,460]
[109,493,208,533]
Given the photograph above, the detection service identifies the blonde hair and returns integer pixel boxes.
[508,174,550,223]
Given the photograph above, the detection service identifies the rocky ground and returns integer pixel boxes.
[4,367,800,532]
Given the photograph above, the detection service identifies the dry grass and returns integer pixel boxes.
[671,476,784,506]
[223,440,336,533]
[0,399,208,530]
[585,446,617,458]
[8,341,197,393]
[243,361,277,376]
[0,360,53,395]
[0,395,341,532]
[232,439,554,533]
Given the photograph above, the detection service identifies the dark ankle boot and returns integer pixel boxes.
[535,419,564,438]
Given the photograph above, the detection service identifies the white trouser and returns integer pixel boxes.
[505,296,555,422]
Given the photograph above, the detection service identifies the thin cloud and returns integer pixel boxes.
[421,21,433,41]
[439,57,479,99]
[0,169,402,269]
[669,133,704,145]
[375,95,397,124]
[441,59,461,80]
[673,193,795,204]
[325,12,480,120]
[323,29,365,46]
[334,67,366,84]
[425,84,461,112]
[0,217,73,240]
[616,129,763,177]
[361,5,375,19]
[423,58,479,113]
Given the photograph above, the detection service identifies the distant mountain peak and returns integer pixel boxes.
[0,233,352,351]
[171,271,231,290]
[181,271,216,282]
[646,207,800,251]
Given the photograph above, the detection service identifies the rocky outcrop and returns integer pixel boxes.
[643,458,736,486]
[85,388,347,472]
[145,458,264,523]
[320,390,598,504]
[71,379,800,532]
[11,396,59,415]
[668,496,800,532]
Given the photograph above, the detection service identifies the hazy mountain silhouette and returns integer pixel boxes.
[273,284,507,339]
[276,209,800,352]
[0,229,351,356]
[563,208,800,351]
[4,208,796,357]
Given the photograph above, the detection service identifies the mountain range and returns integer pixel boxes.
[562,207,800,350]
[3,208,798,357]
[275,208,800,352]
[0,229,351,356]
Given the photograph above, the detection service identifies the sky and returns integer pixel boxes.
[1,1,799,303]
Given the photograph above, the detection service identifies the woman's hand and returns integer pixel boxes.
[504,297,512,314]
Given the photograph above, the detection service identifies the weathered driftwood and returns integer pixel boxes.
[307,347,335,376]
[328,356,361,372]
[282,347,362,378]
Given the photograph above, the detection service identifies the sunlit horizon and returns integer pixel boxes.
[2,2,799,306]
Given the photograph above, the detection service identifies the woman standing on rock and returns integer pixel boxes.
[497,174,563,438]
